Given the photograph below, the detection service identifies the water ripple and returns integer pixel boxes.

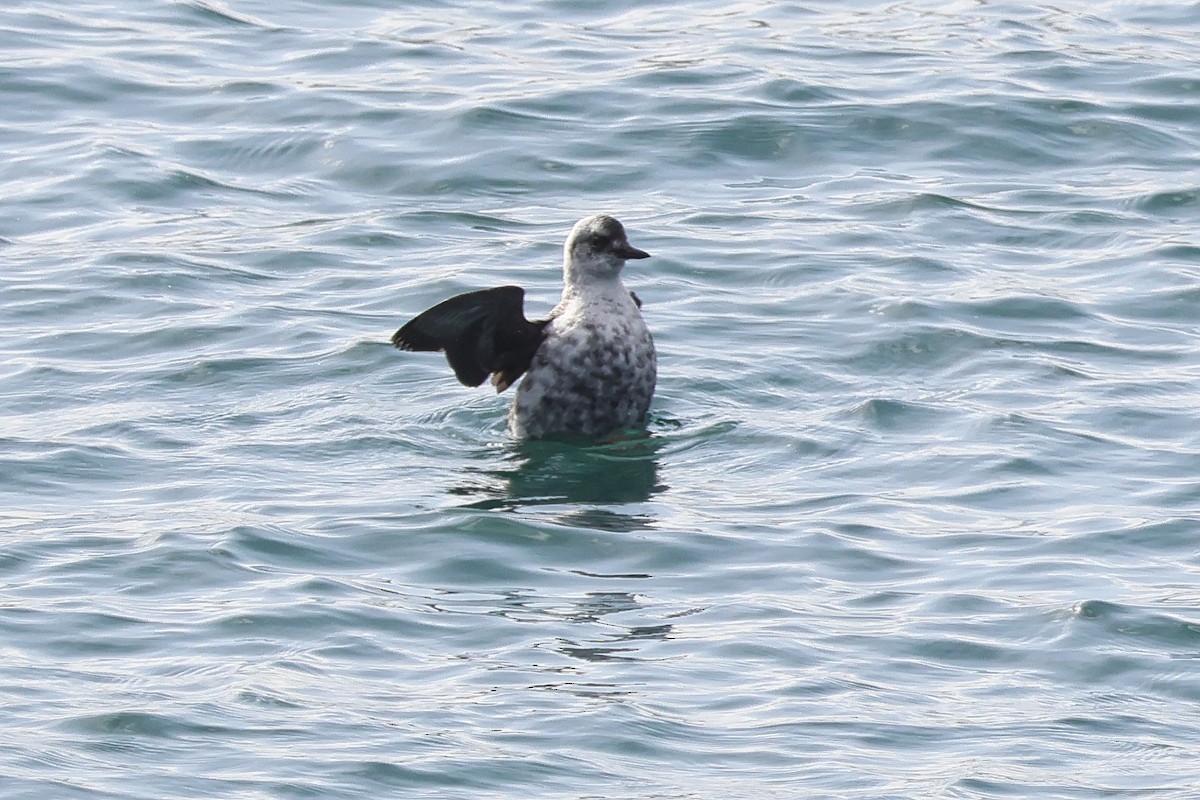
[5,1,1200,797]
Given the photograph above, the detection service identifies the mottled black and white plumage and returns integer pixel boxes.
[392,214,656,439]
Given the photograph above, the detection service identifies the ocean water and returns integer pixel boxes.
[4,0,1200,797]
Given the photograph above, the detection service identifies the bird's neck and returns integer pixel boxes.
[560,271,626,304]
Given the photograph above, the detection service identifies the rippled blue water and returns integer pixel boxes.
[4,1,1200,797]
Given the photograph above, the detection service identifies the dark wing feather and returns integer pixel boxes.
[392,285,546,392]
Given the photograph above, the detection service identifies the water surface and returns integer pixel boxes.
[4,1,1200,797]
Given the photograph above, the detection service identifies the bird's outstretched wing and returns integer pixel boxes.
[392,285,548,392]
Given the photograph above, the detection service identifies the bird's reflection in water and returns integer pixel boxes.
[474,588,677,665]
[450,433,666,529]
[443,435,673,680]
[551,590,677,664]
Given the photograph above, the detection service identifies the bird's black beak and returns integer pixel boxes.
[615,242,650,260]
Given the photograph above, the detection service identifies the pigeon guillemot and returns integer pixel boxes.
[392,214,656,439]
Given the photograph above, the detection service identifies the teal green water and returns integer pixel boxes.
[5,1,1200,797]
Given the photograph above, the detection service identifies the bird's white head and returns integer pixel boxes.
[562,214,650,286]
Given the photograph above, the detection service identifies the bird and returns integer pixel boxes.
[392,214,656,439]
